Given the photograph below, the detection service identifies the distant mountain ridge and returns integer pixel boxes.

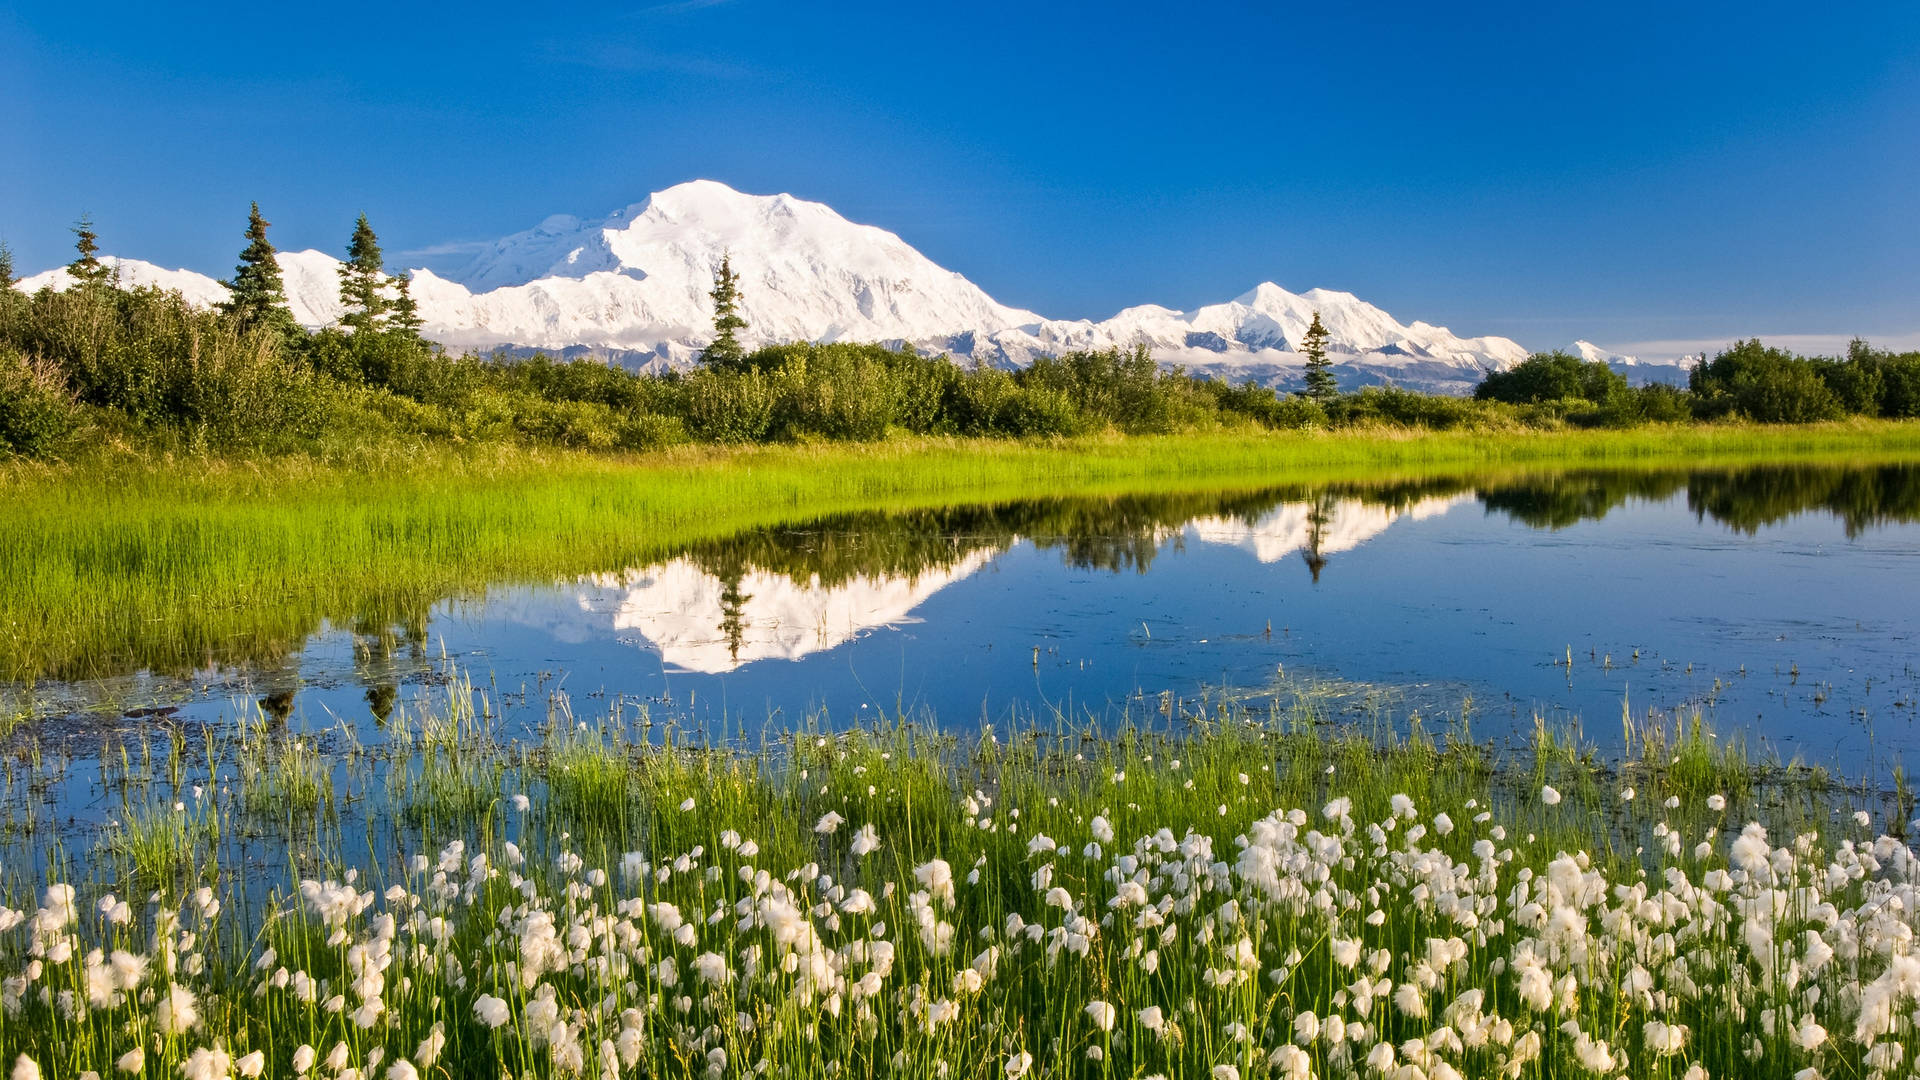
[14,180,1675,392]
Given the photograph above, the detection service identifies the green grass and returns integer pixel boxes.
[104,792,221,883]
[4,420,1919,683]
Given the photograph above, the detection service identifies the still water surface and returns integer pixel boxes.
[41,463,1920,769]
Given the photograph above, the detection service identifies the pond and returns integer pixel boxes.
[21,461,1920,774]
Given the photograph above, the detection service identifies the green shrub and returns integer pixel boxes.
[512,399,623,450]
[1476,351,1629,405]
[1613,383,1693,425]
[1741,363,1843,423]
[1328,386,1499,430]
[764,347,901,440]
[2,285,331,449]
[679,369,775,443]
[0,348,80,456]
[1016,346,1180,434]
[1836,340,1920,419]
[1881,356,1920,419]
[1268,395,1330,430]
[1815,356,1884,416]
[995,384,1085,436]
[1691,340,1843,423]
[945,365,1019,435]
[618,412,689,451]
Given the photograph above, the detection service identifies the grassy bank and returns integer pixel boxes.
[5,420,1920,683]
[0,680,1911,1080]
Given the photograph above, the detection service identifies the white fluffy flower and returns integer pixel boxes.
[473,994,511,1028]
[154,984,199,1036]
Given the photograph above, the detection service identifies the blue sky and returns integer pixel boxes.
[4,1,1916,355]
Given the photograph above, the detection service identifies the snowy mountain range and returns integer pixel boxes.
[15,179,1675,391]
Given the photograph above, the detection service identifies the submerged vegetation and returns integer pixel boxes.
[1,679,1917,1080]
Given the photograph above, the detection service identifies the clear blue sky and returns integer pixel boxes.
[4,1,1916,354]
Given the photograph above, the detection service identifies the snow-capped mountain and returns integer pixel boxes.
[16,250,348,327]
[18,258,232,307]
[14,180,1605,391]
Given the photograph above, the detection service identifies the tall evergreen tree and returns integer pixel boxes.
[221,203,301,340]
[0,241,15,290]
[389,271,424,340]
[700,252,747,368]
[68,214,112,289]
[338,214,390,334]
[1300,310,1336,401]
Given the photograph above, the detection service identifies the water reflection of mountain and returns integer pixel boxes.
[585,552,1000,673]
[1187,495,1473,572]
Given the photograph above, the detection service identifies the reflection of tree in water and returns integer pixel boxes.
[1477,471,1688,529]
[710,553,754,665]
[1471,464,1920,538]
[365,684,398,724]
[257,687,296,725]
[1302,491,1337,584]
[1687,464,1920,537]
[349,607,432,724]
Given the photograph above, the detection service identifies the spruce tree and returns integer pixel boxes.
[389,271,424,340]
[222,202,301,340]
[68,214,112,290]
[0,241,14,290]
[1300,310,1337,401]
[338,213,390,334]
[700,252,747,368]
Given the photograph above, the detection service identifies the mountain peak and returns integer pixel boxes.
[640,179,795,221]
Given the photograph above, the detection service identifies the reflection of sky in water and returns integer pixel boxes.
[33,474,1920,772]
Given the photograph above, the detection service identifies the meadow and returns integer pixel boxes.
[0,674,1910,1080]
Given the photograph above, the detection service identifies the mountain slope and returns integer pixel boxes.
[12,180,1587,391]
